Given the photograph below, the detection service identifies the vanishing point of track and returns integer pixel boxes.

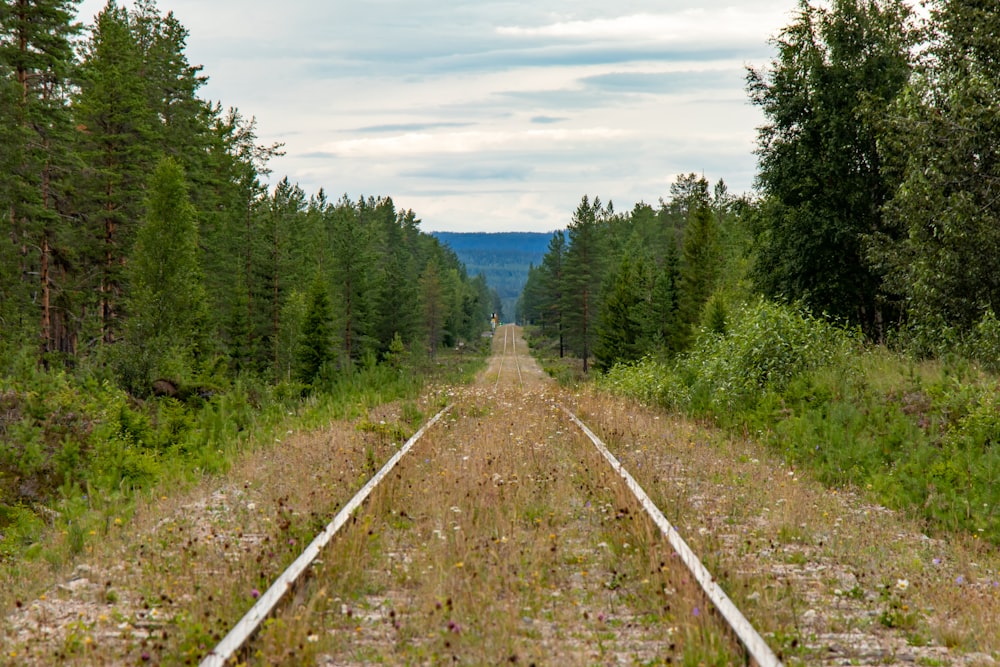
[202,325,780,666]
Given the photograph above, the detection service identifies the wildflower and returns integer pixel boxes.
[895,579,909,591]
[251,588,261,599]
[114,517,123,526]
[307,634,319,643]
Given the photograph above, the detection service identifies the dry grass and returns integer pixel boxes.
[574,391,1000,665]
[0,397,434,666]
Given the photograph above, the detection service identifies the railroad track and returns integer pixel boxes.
[493,323,524,391]
[201,325,781,666]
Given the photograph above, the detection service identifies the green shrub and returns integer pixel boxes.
[599,298,1000,543]
[603,299,858,413]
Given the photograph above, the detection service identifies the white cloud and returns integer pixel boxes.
[497,9,787,45]
[72,0,799,232]
[321,126,630,158]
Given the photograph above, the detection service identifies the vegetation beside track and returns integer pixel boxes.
[0,345,487,627]
[599,299,1000,545]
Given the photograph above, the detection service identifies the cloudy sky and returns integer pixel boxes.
[75,1,798,232]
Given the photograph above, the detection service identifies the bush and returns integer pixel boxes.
[603,299,858,413]
[599,300,1000,543]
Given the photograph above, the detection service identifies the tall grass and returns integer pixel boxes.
[600,299,1000,543]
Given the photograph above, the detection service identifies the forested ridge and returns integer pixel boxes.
[431,231,551,321]
[0,0,492,553]
[522,0,1000,544]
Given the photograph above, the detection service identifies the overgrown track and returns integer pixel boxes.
[204,326,779,665]
[493,323,523,390]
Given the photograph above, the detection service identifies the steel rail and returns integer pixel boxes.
[561,405,783,667]
[510,325,523,388]
[199,405,452,667]
[493,325,507,390]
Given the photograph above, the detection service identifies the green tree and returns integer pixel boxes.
[562,196,607,373]
[0,0,81,358]
[874,0,1000,332]
[74,1,157,345]
[747,0,914,339]
[370,199,420,353]
[419,259,448,359]
[327,197,375,364]
[646,240,683,354]
[595,249,653,371]
[118,157,207,393]
[539,231,567,355]
[678,203,721,343]
[295,272,334,386]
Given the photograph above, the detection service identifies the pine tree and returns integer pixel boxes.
[74,1,158,345]
[1,0,81,359]
[562,196,607,373]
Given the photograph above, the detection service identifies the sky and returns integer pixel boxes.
[74,1,799,233]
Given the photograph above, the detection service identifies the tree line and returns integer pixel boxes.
[0,0,493,393]
[519,176,742,373]
[523,0,1000,370]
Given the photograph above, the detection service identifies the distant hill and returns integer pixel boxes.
[432,231,555,321]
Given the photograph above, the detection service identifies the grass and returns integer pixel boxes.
[251,331,742,665]
[0,346,487,665]
[574,388,1000,662]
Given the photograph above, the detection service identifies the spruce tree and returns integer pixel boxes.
[295,272,334,387]
[328,197,375,364]
[595,252,648,371]
[678,203,720,345]
[118,157,207,393]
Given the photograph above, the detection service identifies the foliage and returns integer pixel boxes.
[873,1,1000,334]
[523,179,744,372]
[600,299,1000,543]
[747,0,915,338]
[602,299,858,412]
[295,273,335,387]
[0,337,485,561]
[0,0,495,566]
